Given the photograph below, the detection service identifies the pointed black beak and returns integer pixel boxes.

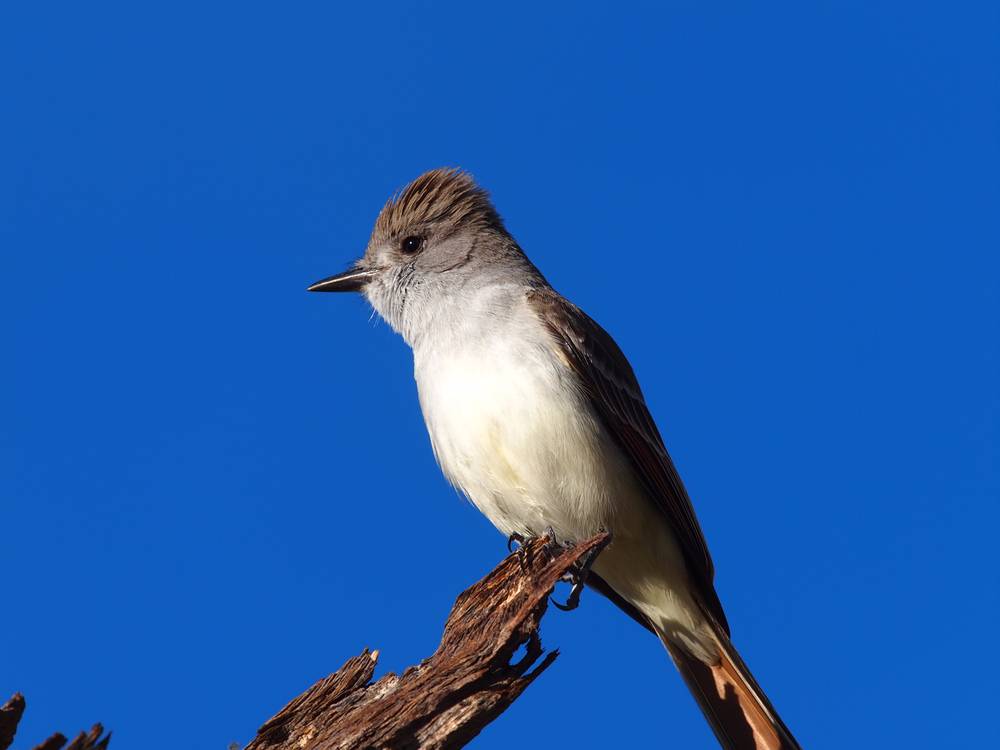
[307,267,376,293]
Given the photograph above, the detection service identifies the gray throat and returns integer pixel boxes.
[367,258,545,353]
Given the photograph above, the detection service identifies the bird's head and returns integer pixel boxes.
[309,168,537,341]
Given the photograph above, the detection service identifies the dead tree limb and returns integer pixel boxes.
[0,693,109,750]
[247,532,611,750]
[0,695,23,750]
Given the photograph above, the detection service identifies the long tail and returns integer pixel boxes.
[661,623,801,750]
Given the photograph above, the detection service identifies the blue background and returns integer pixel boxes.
[3,3,998,748]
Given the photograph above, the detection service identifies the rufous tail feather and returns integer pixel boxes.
[661,623,801,750]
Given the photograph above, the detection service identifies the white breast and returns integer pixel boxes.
[414,299,621,540]
[410,288,713,657]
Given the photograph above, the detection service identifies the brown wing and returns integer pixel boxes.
[527,287,729,634]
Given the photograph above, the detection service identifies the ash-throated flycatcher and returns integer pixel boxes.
[309,169,801,750]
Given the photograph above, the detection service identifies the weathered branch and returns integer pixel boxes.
[0,694,24,750]
[4,533,608,750]
[0,693,109,750]
[247,532,611,750]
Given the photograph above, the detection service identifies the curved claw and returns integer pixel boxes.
[551,581,585,611]
[549,535,609,612]
[550,597,573,611]
[507,532,527,553]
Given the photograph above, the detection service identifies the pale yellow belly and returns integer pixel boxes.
[416,342,714,659]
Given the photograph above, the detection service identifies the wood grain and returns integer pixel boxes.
[246,532,610,750]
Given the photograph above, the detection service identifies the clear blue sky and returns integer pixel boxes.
[3,3,997,749]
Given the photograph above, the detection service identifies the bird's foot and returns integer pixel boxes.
[508,528,608,588]
[507,527,565,569]
[507,531,537,569]
[550,529,610,612]
[541,525,564,555]
[507,531,527,554]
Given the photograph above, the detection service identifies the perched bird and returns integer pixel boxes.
[309,169,801,750]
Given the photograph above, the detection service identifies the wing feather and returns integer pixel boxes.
[527,287,729,633]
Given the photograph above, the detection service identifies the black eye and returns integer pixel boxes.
[400,235,424,254]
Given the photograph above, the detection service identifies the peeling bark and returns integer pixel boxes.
[247,533,610,750]
[0,693,109,750]
[4,533,608,750]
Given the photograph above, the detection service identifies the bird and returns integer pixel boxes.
[309,168,801,750]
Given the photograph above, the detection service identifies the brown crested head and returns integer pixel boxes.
[371,168,506,245]
[308,167,533,300]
